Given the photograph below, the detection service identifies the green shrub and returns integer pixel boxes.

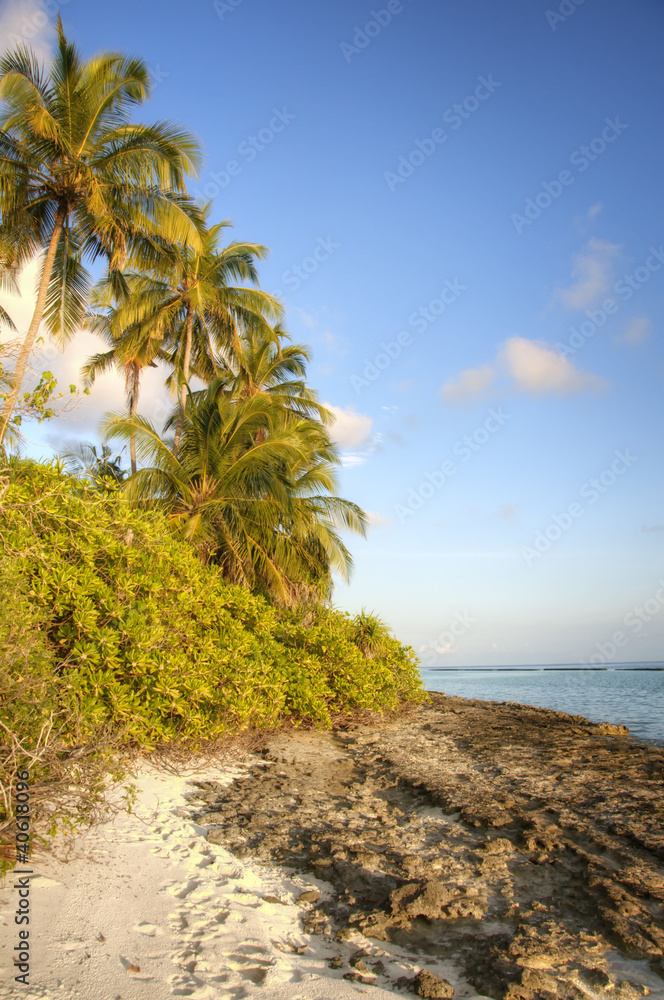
[0,458,424,841]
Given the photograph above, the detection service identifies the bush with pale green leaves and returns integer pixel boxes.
[0,458,423,836]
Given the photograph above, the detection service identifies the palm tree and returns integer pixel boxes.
[83,275,171,473]
[0,263,20,448]
[0,253,19,334]
[103,207,283,457]
[213,323,331,425]
[349,610,394,658]
[102,383,366,605]
[0,18,202,444]
[61,440,127,484]
[255,412,367,603]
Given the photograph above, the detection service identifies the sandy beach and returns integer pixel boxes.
[2,694,664,999]
[1,760,422,1000]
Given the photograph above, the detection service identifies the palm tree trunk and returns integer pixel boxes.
[129,364,140,475]
[0,207,66,446]
[173,303,193,458]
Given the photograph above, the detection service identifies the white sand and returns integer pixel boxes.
[0,754,480,999]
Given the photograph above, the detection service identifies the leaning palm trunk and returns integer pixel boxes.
[0,208,65,444]
[127,364,140,474]
[0,20,201,447]
[173,304,193,459]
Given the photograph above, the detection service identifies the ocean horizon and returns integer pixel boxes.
[427,661,664,670]
[419,662,664,745]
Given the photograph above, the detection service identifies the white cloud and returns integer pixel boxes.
[0,259,175,443]
[366,511,392,528]
[28,332,175,445]
[440,364,495,404]
[500,336,606,394]
[553,238,620,310]
[0,255,41,337]
[55,332,174,425]
[338,452,368,468]
[587,202,603,221]
[0,0,55,61]
[324,402,373,448]
[615,317,651,346]
[440,336,607,403]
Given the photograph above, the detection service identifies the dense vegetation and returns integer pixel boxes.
[0,459,422,843]
[0,20,368,605]
[0,22,424,850]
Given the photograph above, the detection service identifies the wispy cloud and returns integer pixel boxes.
[574,202,603,236]
[441,336,607,403]
[295,307,348,358]
[615,317,651,346]
[339,450,375,469]
[367,511,392,528]
[441,364,495,404]
[552,238,620,310]
[498,504,520,519]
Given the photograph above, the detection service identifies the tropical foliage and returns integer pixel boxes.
[0,17,201,443]
[0,21,424,849]
[1,342,84,447]
[85,207,283,458]
[61,440,127,484]
[0,459,423,843]
[0,21,366,611]
[104,377,366,605]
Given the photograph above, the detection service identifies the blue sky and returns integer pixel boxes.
[2,0,663,665]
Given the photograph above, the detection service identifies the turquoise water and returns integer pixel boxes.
[419,663,664,745]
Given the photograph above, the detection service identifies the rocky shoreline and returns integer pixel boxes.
[188,693,664,1000]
